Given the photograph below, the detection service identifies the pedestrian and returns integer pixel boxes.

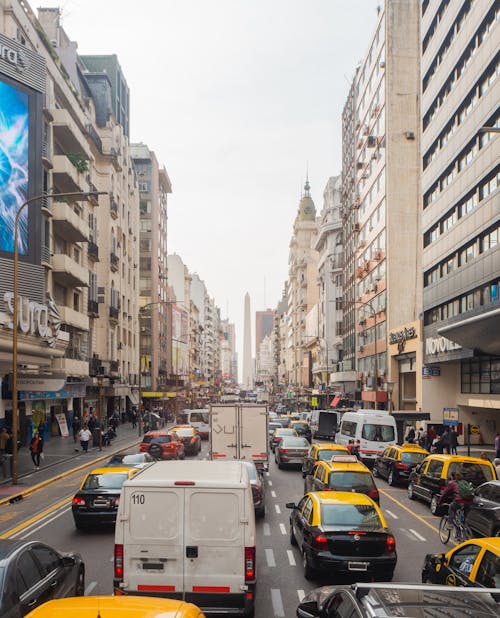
[0,428,10,455]
[427,425,436,448]
[73,415,81,444]
[417,427,425,447]
[346,439,355,455]
[29,431,44,470]
[495,432,500,459]
[88,414,95,433]
[405,427,416,444]
[494,458,500,478]
[480,451,490,461]
[441,427,451,454]
[131,409,137,429]
[79,424,92,452]
[432,436,442,454]
[449,426,458,455]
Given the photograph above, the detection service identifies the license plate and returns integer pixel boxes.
[348,561,368,571]
[94,499,109,507]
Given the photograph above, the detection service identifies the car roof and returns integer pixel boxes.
[309,491,377,506]
[395,443,429,453]
[455,537,500,553]
[87,467,133,475]
[315,443,348,450]
[424,454,495,466]
[320,460,371,473]
[0,539,34,561]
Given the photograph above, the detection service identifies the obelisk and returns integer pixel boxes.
[242,292,252,389]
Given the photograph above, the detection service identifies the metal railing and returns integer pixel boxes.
[88,241,99,261]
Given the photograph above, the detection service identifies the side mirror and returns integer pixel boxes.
[297,601,320,618]
[285,502,296,509]
[62,555,76,568]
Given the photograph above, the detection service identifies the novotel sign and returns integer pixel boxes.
[425,336,461,355]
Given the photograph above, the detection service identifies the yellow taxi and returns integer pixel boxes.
[422,537,500,589]
[286,491,397,581]
[373,442,429,486]
[304,455,379,503]
[25,596,205,617]
[301,442,349,478]
[71,466,139,530]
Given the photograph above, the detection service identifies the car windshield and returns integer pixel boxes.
[175,428,194,437]
[361,424,395,441]
[292,423,308,431]
[281,437,309,447]
[269,423,281,431]
[277,428,295,435]
[448,462,495,485]
[318,448,346,461]
[114,454,149,464]
[401,452,426,466]
[83,473,128,490]
[321,504,382,529]
[328,471,375,492]
[275,418,291,428]
[142,434,172,444]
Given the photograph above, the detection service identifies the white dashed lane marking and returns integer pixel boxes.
[268,480,273,486]
[279,523,287,535]
[263,523,271,536]
[265,548,276,567]
[271,490,277,498]
[409,528,426,541]
[85,581,97,595]
[271,588,285,617]
[298,589,305,602]
[385,509,398,519]
[275,504,281,514]
[287,549,296,566]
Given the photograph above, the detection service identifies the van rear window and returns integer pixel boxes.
[142,435,171,444]
[361,424,395,442]
[328,471,375,492]
[448,462,494,485]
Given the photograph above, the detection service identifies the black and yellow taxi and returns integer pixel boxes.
[408,454,497,515]
[301,443,349,478]
[286,491,397,581]
[304,456,379,503]
[25,596,206,617]
[422,537,500,590]
[373,442,429,486]
[72,467,139,530]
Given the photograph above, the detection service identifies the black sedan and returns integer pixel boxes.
[0,539,84,617]
[105,452,155,469]
[466,480,500,538]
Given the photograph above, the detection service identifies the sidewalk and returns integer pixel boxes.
[0,421,142,500]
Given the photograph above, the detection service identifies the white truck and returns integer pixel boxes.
[210,404,269,471]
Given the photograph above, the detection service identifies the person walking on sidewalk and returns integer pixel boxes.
[79,425,92,452]
[29,431,44,470]
[0,428,10,455]
[495,432,500,459]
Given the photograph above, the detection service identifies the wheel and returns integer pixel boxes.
[302,549,315,580]
[388,469,395,486]
[256,505,265,518]
[75,566,85,596]
[149,443,162,459]
[179,451,185,460]
[430,494,440,516]
[439,515,451,544]
[372,464,379,478]
[290,523,297,546]
[277,462,283,470]
[407,482,416,500]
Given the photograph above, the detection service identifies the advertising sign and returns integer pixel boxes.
[55,412,69,438]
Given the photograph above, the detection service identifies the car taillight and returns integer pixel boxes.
[244,546,255,582]
[114,496,120,507]
[395,462,408,470]
[314,534,328,548]
[440,484,447,493]
[72,497,85,506]
[114,544,124,579]
[279,449,288,453]
[386,534,396,553]
[368,489,379,501]
[190,437,197,443]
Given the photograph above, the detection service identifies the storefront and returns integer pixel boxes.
[388,320,422,413]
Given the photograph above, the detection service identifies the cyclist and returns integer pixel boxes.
[438,471,473,529]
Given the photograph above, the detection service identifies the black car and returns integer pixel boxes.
[105,452,155,469]
[466,481,500,538]
[0,539,84,617]
[296,583,500,618]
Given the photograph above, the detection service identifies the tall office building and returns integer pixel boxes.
[242,293,253,388]
[420,0,500,439]
[255,310,273,358]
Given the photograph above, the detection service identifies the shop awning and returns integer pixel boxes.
[391,410,431,421]
[330,395,341,408]
[438,306,500,356]
[127,390,139,405]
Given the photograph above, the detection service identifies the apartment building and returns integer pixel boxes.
[420,0,500,439]
[341,1,421,411]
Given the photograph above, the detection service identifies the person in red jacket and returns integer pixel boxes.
[438,471,473,528]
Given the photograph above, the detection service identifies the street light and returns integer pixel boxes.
[11,190,105,485]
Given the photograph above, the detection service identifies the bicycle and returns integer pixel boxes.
[439,504,472,544]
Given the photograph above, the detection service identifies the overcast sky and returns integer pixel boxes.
[39,0,378,372]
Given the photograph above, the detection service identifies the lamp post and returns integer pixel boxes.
[11,190,105,485]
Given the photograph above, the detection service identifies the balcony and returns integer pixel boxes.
[110,252,119,271]
[109,306,119,321]
[59,305,89,331]
[87,241,99,262]
[51,201,90,242]
[52,254,88,288]
[110,195,118,219]
[52,356,89,377]
[52,108,91,158]
[87,299,99,316]
[109,360,119,374]
[41,244,51,267]
[86,124,103,153]
[52,155,84,193]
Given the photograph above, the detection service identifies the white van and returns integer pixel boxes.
[114,460,256,616]
[336,410,397,465]
[178,409,210,439]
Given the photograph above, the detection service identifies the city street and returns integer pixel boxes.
[0,439,446,617]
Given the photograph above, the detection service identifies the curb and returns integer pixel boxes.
[0,437,141,507]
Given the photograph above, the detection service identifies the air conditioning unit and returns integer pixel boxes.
[379,61,386,69]
[353,223,361,232]
[367,136,377,148]
[358,345,364,353]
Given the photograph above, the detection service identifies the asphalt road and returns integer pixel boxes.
[0,441,448,617]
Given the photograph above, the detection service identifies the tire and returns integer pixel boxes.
[290,523,297,546]
[388,469,395,486]
[407,482,416,500]
[256,505,265,519]
[430,494,440,516]
[277,462,283,470]
[149,443,162,459]
[75,566,85,596]
[372,464,379,478]
[439,515,451,544]
[302,549,315,581]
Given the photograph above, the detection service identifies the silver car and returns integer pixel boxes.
[275,436,310,469]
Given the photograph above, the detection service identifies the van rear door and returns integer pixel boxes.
[125,488,184,595]
[184,488,245,596]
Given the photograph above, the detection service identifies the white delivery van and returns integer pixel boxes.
[336,410,397,465]
[114,460,256,616]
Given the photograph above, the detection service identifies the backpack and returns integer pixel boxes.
[457,479,474,500]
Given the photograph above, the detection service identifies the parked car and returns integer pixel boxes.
[0,539,84,617]
[105,452,155,469]
[287,491,396,581]
[302,443,349,478]
[466,481,500,538]
[72,467,139,530]
[275,436,310,469]
[408,454,497,515]
[170,425,202,456]
[422,537,500,589]
[304,456,379,503]
[270,427,298,452]
[25,596,205,618]
[139,430,185,460]
[373,442,429,486]
[296,583,500,618]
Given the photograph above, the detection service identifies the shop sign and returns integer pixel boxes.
[422,365,441,378]
[19,382,86,401]
[389,326,417,353]
[0,38,30,73]
[3,292,62,348]
[17,377,65,392]
[425,336,461,355]
[443,407,459,424]
[55,412,69,437]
